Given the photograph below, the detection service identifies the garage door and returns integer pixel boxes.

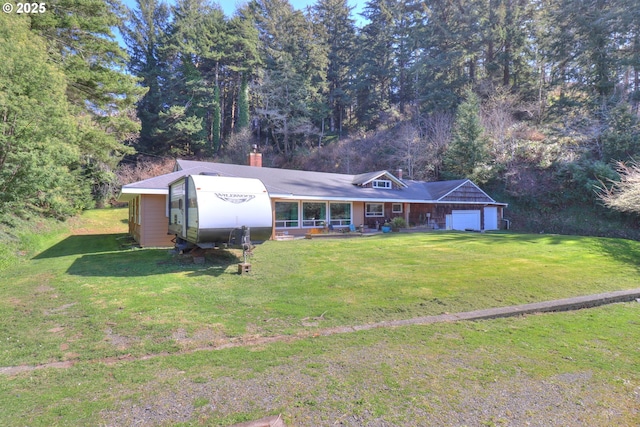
[483,207,498,230]
[451,210,481,231]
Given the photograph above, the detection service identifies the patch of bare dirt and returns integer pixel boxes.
[99,343,639,427]
[44,302,77,316]
[34,284,55,294]
[172,327,228,350]
[104,327,138,350]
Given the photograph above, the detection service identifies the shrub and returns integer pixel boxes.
[391,217,407,229]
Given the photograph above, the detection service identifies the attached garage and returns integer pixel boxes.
[449,210,481,231]
[483,206,499,230]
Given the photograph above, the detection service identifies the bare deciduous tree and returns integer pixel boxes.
[418,112,453,181]
[482,88,518,165]
[599,161,640,214]
[117,156,175,186]
[390,122,421,180]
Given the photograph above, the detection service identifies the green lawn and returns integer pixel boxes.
[1,208,639,366]
[0,208,639,425]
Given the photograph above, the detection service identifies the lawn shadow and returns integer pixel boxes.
[397,230,577,245]
[428,231,640,271]
[66,249,238,277]
[33,234,130,259]
[593,237,640,273]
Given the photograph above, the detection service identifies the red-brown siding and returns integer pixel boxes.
[139,194,173,247]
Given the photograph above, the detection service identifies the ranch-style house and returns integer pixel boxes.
[117,156,507,247]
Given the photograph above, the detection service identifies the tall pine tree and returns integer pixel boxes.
[250,0,327,155]
[312,0,356,136]
[443,88,489,180]
[121,0,171,154]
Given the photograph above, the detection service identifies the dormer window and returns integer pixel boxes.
[372,179,392,189]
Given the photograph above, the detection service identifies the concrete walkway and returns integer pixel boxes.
[2,288,639,376]
[337,288,640,333]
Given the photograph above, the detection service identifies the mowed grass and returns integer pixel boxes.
[1,208,639,367]
[0,208,639,425]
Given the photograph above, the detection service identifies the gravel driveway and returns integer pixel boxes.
[101,339,639,426]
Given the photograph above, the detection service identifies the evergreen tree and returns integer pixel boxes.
[0,14,92,218]
[601,103,640,162]
[353,0,396,128]
[480,0,536,90]
[212,84,221,152]
[237,75,250,130]
[121,0,171,154]
[225,11,261,137]
[412,0,482,112]
[618,0,640,111]
[29,0,141,205]
[30,0,143,153]
[312,0,356,135]
[443,88,489,180]
[250,0,327,154]
[546,0,620,102]
[161,0,228,155]
[393,0,420,113]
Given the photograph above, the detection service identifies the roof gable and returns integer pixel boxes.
[351,170,407,188]
[436,180,496,203]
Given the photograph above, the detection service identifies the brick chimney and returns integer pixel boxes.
[248,145,262,167]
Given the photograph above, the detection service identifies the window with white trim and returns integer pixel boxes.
[372,179,392,189]
[302,202,326,227]
[365,203,384,217]
[329,203,351,226]
[392,203,403,213]
[275,201,299,228]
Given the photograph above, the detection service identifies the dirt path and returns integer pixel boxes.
[2,288,639,376]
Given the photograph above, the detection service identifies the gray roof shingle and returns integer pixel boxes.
[118,159,503,205]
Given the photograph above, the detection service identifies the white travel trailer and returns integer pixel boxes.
[168,174,273,249]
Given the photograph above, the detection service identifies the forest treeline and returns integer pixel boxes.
[1,0,640,235]
[1,3,142,220]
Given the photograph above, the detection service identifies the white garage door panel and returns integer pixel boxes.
[483,207,498,230]
[451,210,481,231]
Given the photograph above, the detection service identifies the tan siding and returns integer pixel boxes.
[140,194,173,247]
[352,202,364,227]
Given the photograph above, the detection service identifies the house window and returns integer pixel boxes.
[275,201,299,228]
[392,203,403,213]
[365,203,384,217]
[329,203,351,226]
[302,202,326,227]
[372,179,392,189]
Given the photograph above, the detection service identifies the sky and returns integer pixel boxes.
[119,0,365,19]
[219,0,365,19]
[117,0,367,48]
